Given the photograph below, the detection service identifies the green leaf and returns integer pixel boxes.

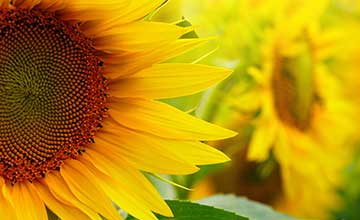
[126,200,248,220]
[161,92,203,114]
[176,19,199,39]
[199,195,295,220]
[333,147,360,220]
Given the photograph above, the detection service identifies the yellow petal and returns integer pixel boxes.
[44,172,102,220]
[60,160,121,220]
[35,0,66,12]
[93,22,192,52]
[100,122,229,166]
[13,0,41,8]
[0,178,15,220]
[110,63,233,99]
[159,141,230,165]
[109,98,237,140]
[100,117,229,165]
[248,122,277,161]
[103,38,209,78]
[6,181,47,220]
[94,130,199,174]
[80,0,167,34]
[33,182,91,220]
[110,0,166,25]
[59,0,130,21]
[84,150,172,217]
[82,158,157,220]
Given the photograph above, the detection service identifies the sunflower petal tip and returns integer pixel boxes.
[226,128,238,138]
[216,127,238,140]
[221,155,231,163]
[159,206,174,218]
[213,150,231,164]
[222,68,234,79]
[211,67,234,85]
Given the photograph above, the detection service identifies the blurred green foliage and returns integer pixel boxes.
[333,146,360,220]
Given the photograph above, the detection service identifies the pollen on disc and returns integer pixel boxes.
[0,9,107,183]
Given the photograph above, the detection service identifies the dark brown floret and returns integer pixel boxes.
[0,8,107,183]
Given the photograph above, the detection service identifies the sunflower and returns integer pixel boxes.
[229,2,358,218]
[0,1,237,220]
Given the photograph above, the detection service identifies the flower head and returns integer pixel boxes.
[225,1,358,217]
[0,1,236,219]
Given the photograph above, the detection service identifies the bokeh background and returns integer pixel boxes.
[149,1,360,220]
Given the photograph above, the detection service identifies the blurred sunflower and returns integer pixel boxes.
[221,1,358,218]
[244,24,350,219]
[0,1,236,220]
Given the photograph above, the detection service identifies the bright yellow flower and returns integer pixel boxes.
[226,1,357,218]
[0,1,236,220]
[245,27,352,218]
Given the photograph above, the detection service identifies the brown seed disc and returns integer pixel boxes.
[0,8,107,183]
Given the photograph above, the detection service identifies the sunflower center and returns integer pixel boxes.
[0,9,107,183]
[271,40,316,131]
